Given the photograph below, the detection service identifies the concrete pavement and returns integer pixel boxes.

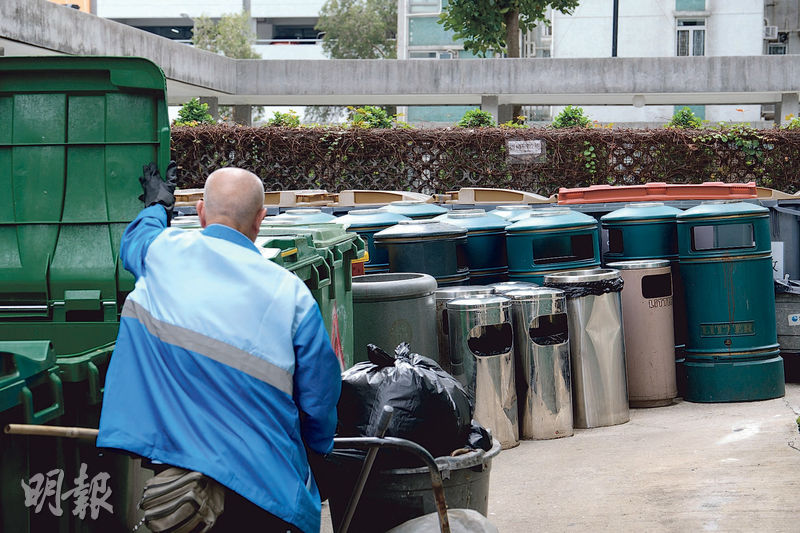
[322,383,800,532]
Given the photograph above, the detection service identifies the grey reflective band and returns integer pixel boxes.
[122,299,294,396]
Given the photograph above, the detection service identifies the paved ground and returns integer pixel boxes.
[323,383,800,532]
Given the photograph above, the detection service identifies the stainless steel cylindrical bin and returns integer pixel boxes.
[606,260,677,407]
[544,269,629,428]
[352,273,439,364]
[505,287,573,440]
[489,281,539,294]
[374,220,469,286]
[447,295,518,448]
[435,286,496,373]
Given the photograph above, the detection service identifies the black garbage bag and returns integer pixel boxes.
[466,420,492,452]
[337,343,473,463]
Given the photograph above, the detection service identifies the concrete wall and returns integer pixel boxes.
[255,43,325,60]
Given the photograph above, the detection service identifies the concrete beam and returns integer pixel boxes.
[3,0,800,108]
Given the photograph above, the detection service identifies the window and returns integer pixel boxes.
[691,224,755,252]
[768,43,787,55]
[409,0,440,14]
[677,19,705,56]
[409,51,456,59]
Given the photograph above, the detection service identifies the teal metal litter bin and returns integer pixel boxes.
[335,209,410,274]
[506,209,600,284]
[375,220,469,287]
[677,201,784,402]
[434,209,509,285]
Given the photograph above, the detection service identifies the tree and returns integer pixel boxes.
[192,10,260,59]
[439,1,579,58]
[308,0,397,124]
[315,0,397,59]
[439,1,579,121]
[191,10,261,123]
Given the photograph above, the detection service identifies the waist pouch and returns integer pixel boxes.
[140,467,225,533]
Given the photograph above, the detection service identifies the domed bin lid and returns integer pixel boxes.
[506,208,598,232]
[544,268,620,285]
[374,219,467,242]
[335,208,411,229]
[269,208,337,223]
[601,202,683,224]
[605,259,671,270]
[446,294,511,311]
[433,209,509,231]
[352,272,438,302]
[435,286,495,301]
[383,201,448,218]
[490,205,534,220]
[676,200,768,222]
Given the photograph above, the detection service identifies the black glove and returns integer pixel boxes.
[138,161,177,218]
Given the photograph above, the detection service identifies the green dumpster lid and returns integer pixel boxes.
[260,223,361,249]
[601,202,683,224]
[677,200,768,221]
[0,340,56,383]
[0,56,170,355]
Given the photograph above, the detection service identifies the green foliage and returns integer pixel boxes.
[781,114,800,130]
[696,123,766,166]
[439,0,580,57]
[192,10,260,59]
[500,116,529,129]
[348,106,394,128]
[582,140,598,176]
[174,98,214,126]
[668,107,703,129]
[316,0,397,59]
[457,108,496,128]
[266,110,301,127]
[550,105,591,128]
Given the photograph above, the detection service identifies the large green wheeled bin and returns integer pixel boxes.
[0,341,64,533]
[260,224,365,369]
[0,56,171,531]
[677,201,784,402]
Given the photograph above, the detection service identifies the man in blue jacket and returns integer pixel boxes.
[98,165,342,532]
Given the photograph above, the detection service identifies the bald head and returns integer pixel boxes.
[197,167,266,241]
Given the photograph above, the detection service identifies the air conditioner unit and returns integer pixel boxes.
[764,25,778,40]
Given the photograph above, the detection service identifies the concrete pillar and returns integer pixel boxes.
[481,95,499,123]
[200,97,219,121]
[779,92,799,125]
[498,104,514,124]
[397,0,408,59]
[233,105,252,126]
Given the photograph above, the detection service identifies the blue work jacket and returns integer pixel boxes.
[98,205,342,532]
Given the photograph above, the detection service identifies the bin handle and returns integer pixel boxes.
[20,371,64,425]
[87,361,103,406]
[312,260,332,291]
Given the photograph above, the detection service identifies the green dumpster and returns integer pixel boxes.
[677,201,784,402]
[0,341,64,533]
[0,56,171,531]
[259,225,365,369]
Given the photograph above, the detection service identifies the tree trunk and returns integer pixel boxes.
[504,8,523,122]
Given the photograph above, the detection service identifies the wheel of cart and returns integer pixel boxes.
[329,406,500,533]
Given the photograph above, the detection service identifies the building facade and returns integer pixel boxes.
[96,0,327,60]
[551,0,765,125]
